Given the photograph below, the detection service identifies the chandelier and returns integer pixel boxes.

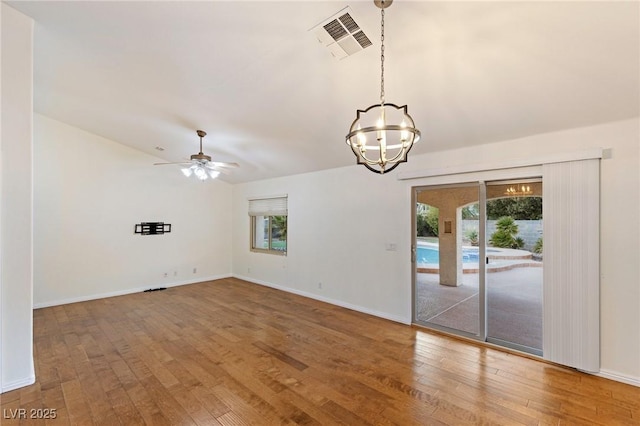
[505,184,533,196]
[346,0,420,174]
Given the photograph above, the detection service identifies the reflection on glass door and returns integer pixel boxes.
[486,181,543,355]
[414,183,481,338]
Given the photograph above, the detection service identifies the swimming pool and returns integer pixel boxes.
[417,246,497,264]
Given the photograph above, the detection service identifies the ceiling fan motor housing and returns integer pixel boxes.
[190,153,212,162]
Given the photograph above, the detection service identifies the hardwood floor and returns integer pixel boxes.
[2,277,639,425]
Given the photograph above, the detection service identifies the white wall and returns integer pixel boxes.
[233,168,411,323]
[34,115,233,307]
[232,118,640,385]
[1,3,35,392]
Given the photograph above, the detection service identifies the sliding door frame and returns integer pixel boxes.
[409,153,602,371]
[484,178,544,356]
[412,181,488,342]
[479,182,488,342]
[411,167,543,345]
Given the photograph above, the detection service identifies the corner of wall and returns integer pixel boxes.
[1,2,35,393]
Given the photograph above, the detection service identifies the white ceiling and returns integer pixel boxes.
[8,0,640,183]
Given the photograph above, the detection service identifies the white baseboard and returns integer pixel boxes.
[232,274,412,325]
[1,375,35,393]
[597,369,640,388]
[32,274,232,309]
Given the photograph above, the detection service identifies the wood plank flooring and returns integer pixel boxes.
[2,277,639,425]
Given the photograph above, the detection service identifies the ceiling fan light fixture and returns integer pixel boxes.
[345,0,421,174]
[194,165,208,181]
[154,130,238,181]
[181,160,220,181]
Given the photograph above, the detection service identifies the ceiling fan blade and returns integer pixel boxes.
[155,129,239,176]
[203,163,231,174]
[209,161,239,168]
[212,167,231,175]
[153,161,192,166]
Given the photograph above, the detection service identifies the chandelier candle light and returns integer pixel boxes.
[505,184,533,196]
[346,0,420,174]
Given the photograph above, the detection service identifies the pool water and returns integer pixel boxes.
[417,246,490,264]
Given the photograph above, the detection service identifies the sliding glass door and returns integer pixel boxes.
[413,183,482,339]
[485,180,543,355]
[413,179,543,355]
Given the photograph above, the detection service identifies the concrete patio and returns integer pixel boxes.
[415,265,543,352]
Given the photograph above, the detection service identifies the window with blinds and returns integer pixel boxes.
[248,196,287,255]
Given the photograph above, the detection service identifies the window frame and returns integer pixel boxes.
[248,196,287,256]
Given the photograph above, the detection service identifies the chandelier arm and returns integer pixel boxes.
[355,156,383,169]
[362,157,406,175]
[348,145,381,168]
[353,140,414,166]
[379,159,404,174]
[350,141,412,173]
[384,144,415,164]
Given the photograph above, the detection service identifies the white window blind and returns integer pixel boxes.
[542,159,600,372]
[248,196,288,216]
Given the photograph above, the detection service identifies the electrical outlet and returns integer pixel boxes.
[247,267,251,274]
[192,267,197,274]
[163,272,168,278]
[174,271,177,277]
[318,282,322,289]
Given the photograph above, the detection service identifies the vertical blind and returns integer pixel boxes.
[248,196,288,216]
[543,159,600,372]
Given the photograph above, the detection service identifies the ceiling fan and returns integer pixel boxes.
[154,130,239,180]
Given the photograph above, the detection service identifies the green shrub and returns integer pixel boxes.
[465,229,479,246]
[533,237,543,254]
[416,214,430,237]
[425,207,439,236]
[490,230,513,248]
[490,216,522,249]
[416,206,439,237]
[514,237,525,249]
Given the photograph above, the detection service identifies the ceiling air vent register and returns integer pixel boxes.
[311,7,372,60]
